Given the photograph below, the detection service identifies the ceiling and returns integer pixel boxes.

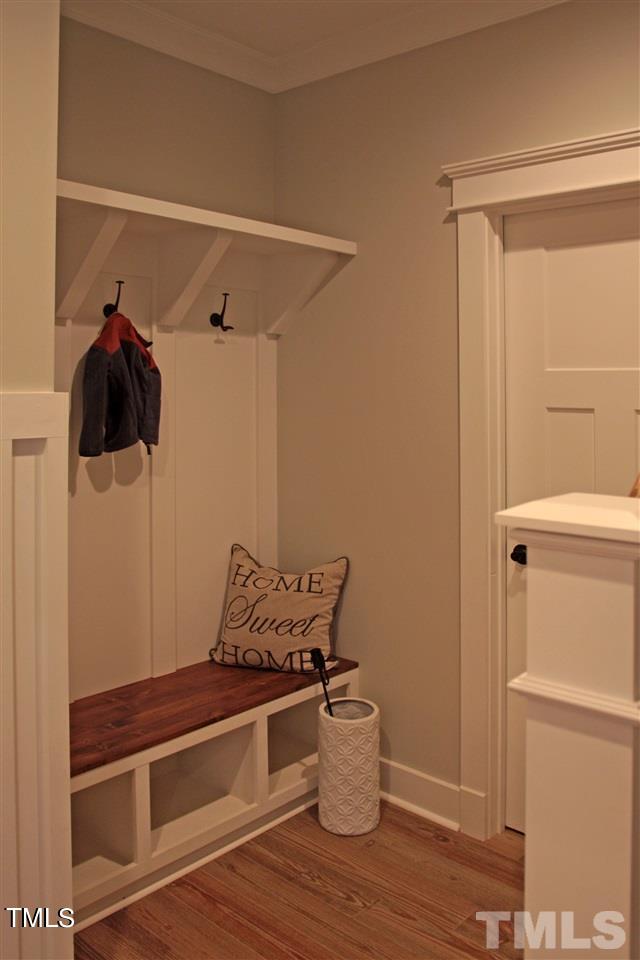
[61,0,567,93]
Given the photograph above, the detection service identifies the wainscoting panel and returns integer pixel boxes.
[0,393,73,960]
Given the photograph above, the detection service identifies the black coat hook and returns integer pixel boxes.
[103,280,125,318]
[209,292,234,332]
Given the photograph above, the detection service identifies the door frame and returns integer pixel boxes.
[443,128,640,839]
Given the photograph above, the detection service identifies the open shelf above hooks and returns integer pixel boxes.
[56,179,357,335]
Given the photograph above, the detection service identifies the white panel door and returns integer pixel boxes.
[504,197,640,831]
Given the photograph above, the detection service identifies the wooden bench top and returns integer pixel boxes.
[70,657,359,778]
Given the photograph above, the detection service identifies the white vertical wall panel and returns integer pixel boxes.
[0,445,20,960]
[1,4,72,956]
[175,284,260,669]
[150,322,177,678]
[56,208,277,699]
[67,275,153,700]
[56,226,278,695]
[256,333,278,567]
[1,404,73,960]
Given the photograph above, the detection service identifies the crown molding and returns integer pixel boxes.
[443,128,640,212]
[443,128,640,180]
[61,0,566,94]
[61,0,281,92]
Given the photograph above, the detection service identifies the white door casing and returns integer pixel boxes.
[503,197,640,830]
[444,128,640,839]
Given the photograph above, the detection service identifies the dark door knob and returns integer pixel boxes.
[510,544,527,566]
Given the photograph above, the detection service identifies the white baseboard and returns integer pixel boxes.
[380,757,460,831]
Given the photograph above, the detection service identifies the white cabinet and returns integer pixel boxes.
[496,493,640,960]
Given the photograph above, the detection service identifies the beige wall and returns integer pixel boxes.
[1,1,60,392]
[275,0,640,784]
[59,19,275,220]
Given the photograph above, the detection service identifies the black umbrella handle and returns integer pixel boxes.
[310,648,333,717]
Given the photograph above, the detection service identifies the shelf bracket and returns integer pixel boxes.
[263,251,352,337]
[56,209,128,323]
[157,229,233,329]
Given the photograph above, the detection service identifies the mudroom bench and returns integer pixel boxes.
[69,657,359,927]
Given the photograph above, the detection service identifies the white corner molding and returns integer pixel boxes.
[444,128,640,213]
[448,130,640,842]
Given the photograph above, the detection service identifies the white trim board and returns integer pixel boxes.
[445,128,640,213]
[509,674,640,726]
[446,128,640,839]
[0,392,68,440]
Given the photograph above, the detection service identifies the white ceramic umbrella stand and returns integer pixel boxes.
[318,697,380,835]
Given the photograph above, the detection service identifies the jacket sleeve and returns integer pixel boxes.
[79,346,110,457]
[129,338,161,448]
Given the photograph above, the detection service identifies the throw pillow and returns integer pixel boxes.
[210,544,348,673]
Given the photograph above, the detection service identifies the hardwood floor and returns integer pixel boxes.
[75,803,524,960]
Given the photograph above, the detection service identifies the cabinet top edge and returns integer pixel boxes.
[496,492,640,545]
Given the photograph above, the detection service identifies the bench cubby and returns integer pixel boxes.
[71,773,137,899]
[267,684,349,796]
[150,724,255,856]
[69,657,359,927]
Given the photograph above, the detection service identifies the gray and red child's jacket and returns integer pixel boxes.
[79,312,161,457]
